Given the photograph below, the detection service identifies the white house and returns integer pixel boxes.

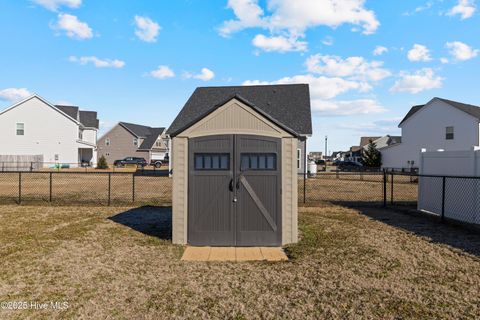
[0,94,99,167]
[380,97,480,170]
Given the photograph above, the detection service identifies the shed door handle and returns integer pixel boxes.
[229,178,234,191]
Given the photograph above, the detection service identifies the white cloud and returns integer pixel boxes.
[447,0,476,19]
[440,57,449,64]
[407,44,432,62]
[445,41,479,61]
[252,34,307,52]
[184,68,215,81]
[311,99,387,116]
[0,88,32,103]
[220,0,379,51]
[32,0,81,11]
[69,56,125,68]
[244,74,371,100]
[322,36,334,46]
[339,117,402,133]
[134,15,161,43]
[390,68,443,94]
[149,65,175,79]
[373,45,388,56]
[305,54,391,81]
[52,13,93,40]
[403,1,435,16]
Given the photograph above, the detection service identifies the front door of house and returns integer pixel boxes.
[188,134,281,246]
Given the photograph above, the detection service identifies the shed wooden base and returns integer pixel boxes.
[181,247,288,262]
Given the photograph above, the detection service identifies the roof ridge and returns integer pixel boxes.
[436,97,480,108]
[196,83,308,89]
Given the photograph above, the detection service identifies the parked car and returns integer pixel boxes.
[113,157,147,167]
[150,159,163,168]
[337,161,363,171]
[315,159,326,171]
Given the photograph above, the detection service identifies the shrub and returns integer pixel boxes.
[96,155,109,169]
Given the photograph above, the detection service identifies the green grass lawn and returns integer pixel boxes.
[0,204,479,319]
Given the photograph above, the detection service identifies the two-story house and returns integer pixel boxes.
[380,97,480,170]
[97,122,169,165]
[0,94,99,167]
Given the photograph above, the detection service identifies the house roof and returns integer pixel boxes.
[360,136,381,147]
[55,105,99,129]
[167,84,312,137]
[138,127,167,150]
[367,135,402,150]
[118,122,166,150]
[79,111,99,129]
[55,105,78,119]
[399,97,480,126]
[119,122,155,137]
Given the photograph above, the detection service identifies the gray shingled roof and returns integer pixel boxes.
[119,122,155,137]
[55,105,99,129]
[138,127,166,150]
[56,105,79,120]
[167,84,312,137]
[360,136,381,147]
[399,98,480,126]
[119,122,166,150]
[79,111,99,129]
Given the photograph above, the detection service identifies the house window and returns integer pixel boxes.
[155,140,162,148]
[16,123,24,136]
[105,138,110,146]
[297,149,301,169]
[446,126,454,140]
[194,153,229,170]
[133,138,138,146]
[78,129,83,140]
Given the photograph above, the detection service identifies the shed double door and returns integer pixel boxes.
[188,134,281,246]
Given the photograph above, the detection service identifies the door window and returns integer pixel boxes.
[194,153,229,170]
[241,153,276,171]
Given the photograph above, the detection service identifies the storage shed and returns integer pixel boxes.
[167,84,312,246]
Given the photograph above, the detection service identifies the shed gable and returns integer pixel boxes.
[178,99,293,138]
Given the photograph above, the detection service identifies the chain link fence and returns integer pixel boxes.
[299,171,480,227]
[1,170,478,227]
[0,172,171,206]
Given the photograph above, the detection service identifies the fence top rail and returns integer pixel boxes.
[0,171,169,176]
[393,172,480,180]
[298,171,384,176]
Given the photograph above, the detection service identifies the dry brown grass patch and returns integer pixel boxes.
[0,204,479,319]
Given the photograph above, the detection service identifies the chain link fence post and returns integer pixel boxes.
[18,172,22,204]
[49,172,53,202]
[383,170,387,207]
[441,176,446,222]
[303,172,306,204]
[132,173,135,203]
[390,173,394,205]
[107,173,112,206]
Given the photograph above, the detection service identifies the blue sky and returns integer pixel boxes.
[0,0,479,153]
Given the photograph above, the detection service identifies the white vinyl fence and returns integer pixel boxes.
[418,149,480,225]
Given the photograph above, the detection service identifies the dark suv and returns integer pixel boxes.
[337,161,363,171]
[113,157,147,167]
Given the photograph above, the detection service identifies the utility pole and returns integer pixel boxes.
[324,135,328,160]
[324,135,328,171]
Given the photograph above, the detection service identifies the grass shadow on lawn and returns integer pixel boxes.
[356,206,480,257]
[108,205,172,240]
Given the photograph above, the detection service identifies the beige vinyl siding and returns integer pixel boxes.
[172,98,298,245]
[282,137,298,244]
[172,137,188,244]
[97,125,145,164]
